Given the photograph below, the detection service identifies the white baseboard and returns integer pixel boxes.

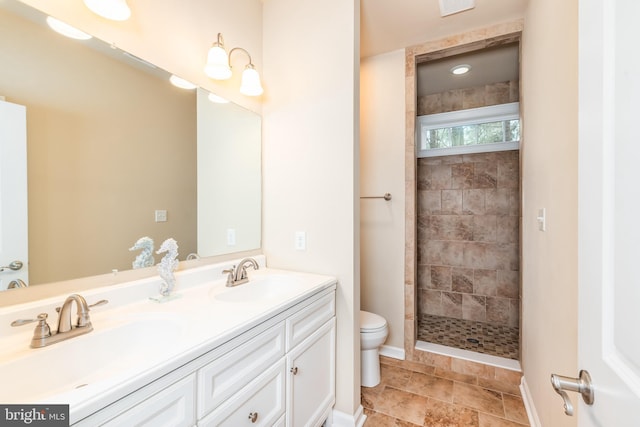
[520,375,542,427]
[331,405,366,427]
[379,345,405,360]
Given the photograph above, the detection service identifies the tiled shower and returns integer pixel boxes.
[416,150,520,359]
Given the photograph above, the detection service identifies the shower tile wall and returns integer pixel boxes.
[417,80,519,116]
[417,150,520,329]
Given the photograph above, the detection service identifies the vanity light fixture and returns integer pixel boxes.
[46,16,92,40]
[450,64,471,75]
[83,0,131,21]
[204,34,232,80]
[204,33,264,96]
[169,75,197,90]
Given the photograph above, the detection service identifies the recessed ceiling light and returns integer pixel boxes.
[450,64,471,75]
[46,16,92,40]
[169,75,197,90]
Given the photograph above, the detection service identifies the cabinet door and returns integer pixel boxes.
[197,322,285,419]
[286,318,336,427]
[286,293,335,351]
[101,374,196,427]
[199,360,286,427]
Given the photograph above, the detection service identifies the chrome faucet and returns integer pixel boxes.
[7,278,28,289]
[222,258,259,287]
[57,294,91,334]
[11,295,108,348]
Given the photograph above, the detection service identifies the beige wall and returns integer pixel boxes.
[521,0,579,425]
[196,89,261,257]
[262,0,361,419]
[0,8,196,284]
[361,5,579,422]
[359,50,406,349]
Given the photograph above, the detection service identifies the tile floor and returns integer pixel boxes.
[362,357,529,426]
[417,314,520,360]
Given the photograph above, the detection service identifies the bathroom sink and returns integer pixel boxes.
[0,314,186,403]
[212,274,307,303]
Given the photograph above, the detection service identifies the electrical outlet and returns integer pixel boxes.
[155,210,167,222]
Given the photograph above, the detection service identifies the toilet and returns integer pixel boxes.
[360,310,389,387]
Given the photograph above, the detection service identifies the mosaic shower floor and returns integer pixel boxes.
[417,314,520,360]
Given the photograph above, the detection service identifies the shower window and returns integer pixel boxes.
[417,102,520,157]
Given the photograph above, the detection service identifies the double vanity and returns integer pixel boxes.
[0,256,337,426]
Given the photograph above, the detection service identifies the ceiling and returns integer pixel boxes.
[360,0,526,96]
[360,0,527,58]
[417,43,519,96]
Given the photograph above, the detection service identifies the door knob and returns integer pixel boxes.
[550,370,594,416]
[0,260,23,272]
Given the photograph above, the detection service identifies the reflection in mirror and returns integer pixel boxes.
[197,88,261,257]
[0,0,261,291]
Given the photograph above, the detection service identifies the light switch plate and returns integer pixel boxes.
[295,231,306,251]
[227,228,236,246]
[537,208,546,232]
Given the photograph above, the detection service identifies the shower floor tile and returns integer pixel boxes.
[417,314,520,360]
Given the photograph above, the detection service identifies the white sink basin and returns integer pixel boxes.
[0,314,186,403]
[212,274,306,302]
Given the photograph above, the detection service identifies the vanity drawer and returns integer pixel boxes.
[197,322,285,418]
[286,292,335,351]
[102,373,196,427]
[198,360,286,427]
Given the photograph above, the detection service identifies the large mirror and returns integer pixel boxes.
[0,0,261,290]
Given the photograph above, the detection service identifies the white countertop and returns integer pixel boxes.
[0,257,336,424]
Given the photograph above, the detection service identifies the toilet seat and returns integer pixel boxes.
[360,310,387,332]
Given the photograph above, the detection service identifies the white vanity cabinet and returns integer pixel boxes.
[198,290,336,427]
[287,318,336,427]
[285,293,336,427]
[73,284,336,427]
[100,374,197,427]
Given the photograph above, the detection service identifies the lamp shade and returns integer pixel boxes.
[239,65,263,96]
[205,45,232,80]
[83,0,131,21]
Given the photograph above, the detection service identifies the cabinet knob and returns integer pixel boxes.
[248,412,258,423]
[290,366,299,375]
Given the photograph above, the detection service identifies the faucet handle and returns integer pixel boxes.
[223,266,236,286]
[11,312,49,328]
[11,313,52,346]
[55,298,109,313]
[89,299,109,309]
